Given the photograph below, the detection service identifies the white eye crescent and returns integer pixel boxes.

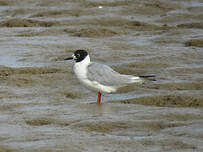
[72,54,77,60]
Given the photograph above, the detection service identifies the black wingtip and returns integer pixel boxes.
[139,75,156,81]
[139,75,156,78]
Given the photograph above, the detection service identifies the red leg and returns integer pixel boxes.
[97,92,101,104]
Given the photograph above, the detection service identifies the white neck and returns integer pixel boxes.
[73,55,90,80]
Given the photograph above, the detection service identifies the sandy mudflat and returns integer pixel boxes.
[0,0,203,151]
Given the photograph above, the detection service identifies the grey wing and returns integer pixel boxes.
[87,62,132,86]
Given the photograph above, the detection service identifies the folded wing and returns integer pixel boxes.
[87,62,142,87]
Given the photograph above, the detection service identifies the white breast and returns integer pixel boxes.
[73,55,90,81]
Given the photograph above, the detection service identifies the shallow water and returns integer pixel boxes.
[0,0,203,152]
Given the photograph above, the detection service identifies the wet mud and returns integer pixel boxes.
[114,94,203,107]
[185,39,203,47]
[0,18,60,27]
[0,0,203,152]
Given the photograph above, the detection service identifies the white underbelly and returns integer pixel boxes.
[79,78,116,93]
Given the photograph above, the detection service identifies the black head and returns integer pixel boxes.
[64,50,88,62]
[73,50,88,62]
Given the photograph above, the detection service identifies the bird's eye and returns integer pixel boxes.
[77,54,80,57]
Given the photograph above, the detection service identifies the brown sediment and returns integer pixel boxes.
[75,18,172,31]
[0,136,8,142]
[16,21,170,38]
[177,22,203,29]
[0,65,14,77]
[36,0,77,6]
[3,8,37,17]
[142,138,196,150]
[121,1,179,16]
[16,29,67,37]
[30,9,100,18]
[0,2,8,6]
[115,60,170,72]
[163,113,203,121]
[0,0,11,6]
[0,146,15,152]
[5,76,36,87]
[25,117,69,126]
[58,89,83,99]
[106,41,139,51]
[0,103,25,111]
[31,10,75,17]
[147,82,203,90]
[0,18,60,27]
[18,27,126,38]
[169,67,203,74]
[84,0,179,15]
[113,94,203,107]
[14,67,64,75]
[141,121,186,131]
[71,120,186,133]
[80,0,135,8]
[0,66,68,88]
[185,39,203,47]
[0,66,64,77]
[68,27,125,38]
[71,121,131,133]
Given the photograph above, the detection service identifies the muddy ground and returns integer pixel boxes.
[0,0,203,151]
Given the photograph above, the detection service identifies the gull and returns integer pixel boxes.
[65,50,155,104]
